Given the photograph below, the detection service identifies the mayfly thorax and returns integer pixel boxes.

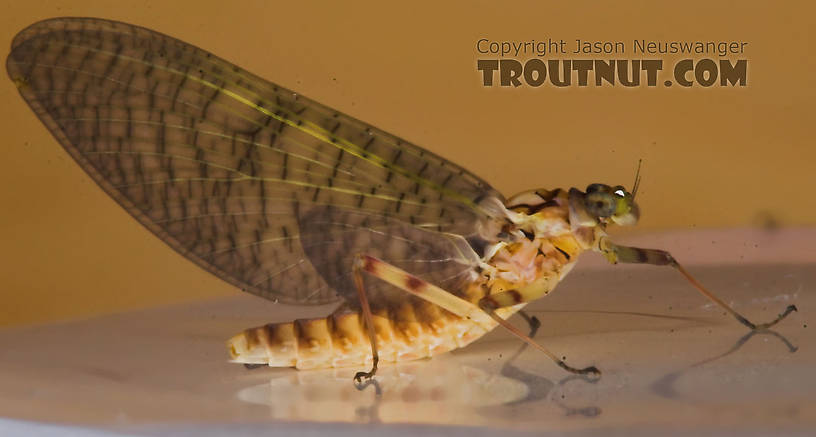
[7,18,796,382]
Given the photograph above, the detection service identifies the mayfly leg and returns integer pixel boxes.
[517,310,541,336]
[352,254,598,379]
[599,238,798,330]
[351,256,380,383]
[478,277,601,377]
[350,253,491,382]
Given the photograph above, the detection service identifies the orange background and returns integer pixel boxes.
[0,0,813,326]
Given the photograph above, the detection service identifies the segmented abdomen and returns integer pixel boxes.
[228,298,517,369]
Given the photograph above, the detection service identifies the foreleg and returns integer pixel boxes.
[598,238,797,330]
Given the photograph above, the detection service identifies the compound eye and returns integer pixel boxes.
[585,192,617,217]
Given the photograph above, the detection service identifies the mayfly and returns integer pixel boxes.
[7,18,796,382]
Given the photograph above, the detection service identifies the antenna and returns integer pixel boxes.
[632,159,643,199]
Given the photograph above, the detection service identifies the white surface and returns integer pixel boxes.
[0,228,813,435]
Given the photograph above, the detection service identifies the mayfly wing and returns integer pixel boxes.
[297,205,483,308]
[7,17,504,305]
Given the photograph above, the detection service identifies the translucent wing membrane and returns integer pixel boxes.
[7,18,502,305]
[298,205,481,308]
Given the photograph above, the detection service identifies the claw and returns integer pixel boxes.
[353,357,379,384]
[557,361,602,380]
[748,304,798,331]
[354,370,375,384]
[579,365,601,378]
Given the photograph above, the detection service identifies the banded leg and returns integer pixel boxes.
[354,254,495,326]
[351,256,380,383]
[351,253,480,381]
[356,254,598,377]
[352,253,498,381]
[598,238,797,330]
[352,254,499,381]
[478,277,601,376]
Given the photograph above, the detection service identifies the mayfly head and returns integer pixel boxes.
[589,183,639,226]
[569,184,640,228]
[567,160,644,229]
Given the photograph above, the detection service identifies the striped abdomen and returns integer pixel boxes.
[228,298,521,369]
